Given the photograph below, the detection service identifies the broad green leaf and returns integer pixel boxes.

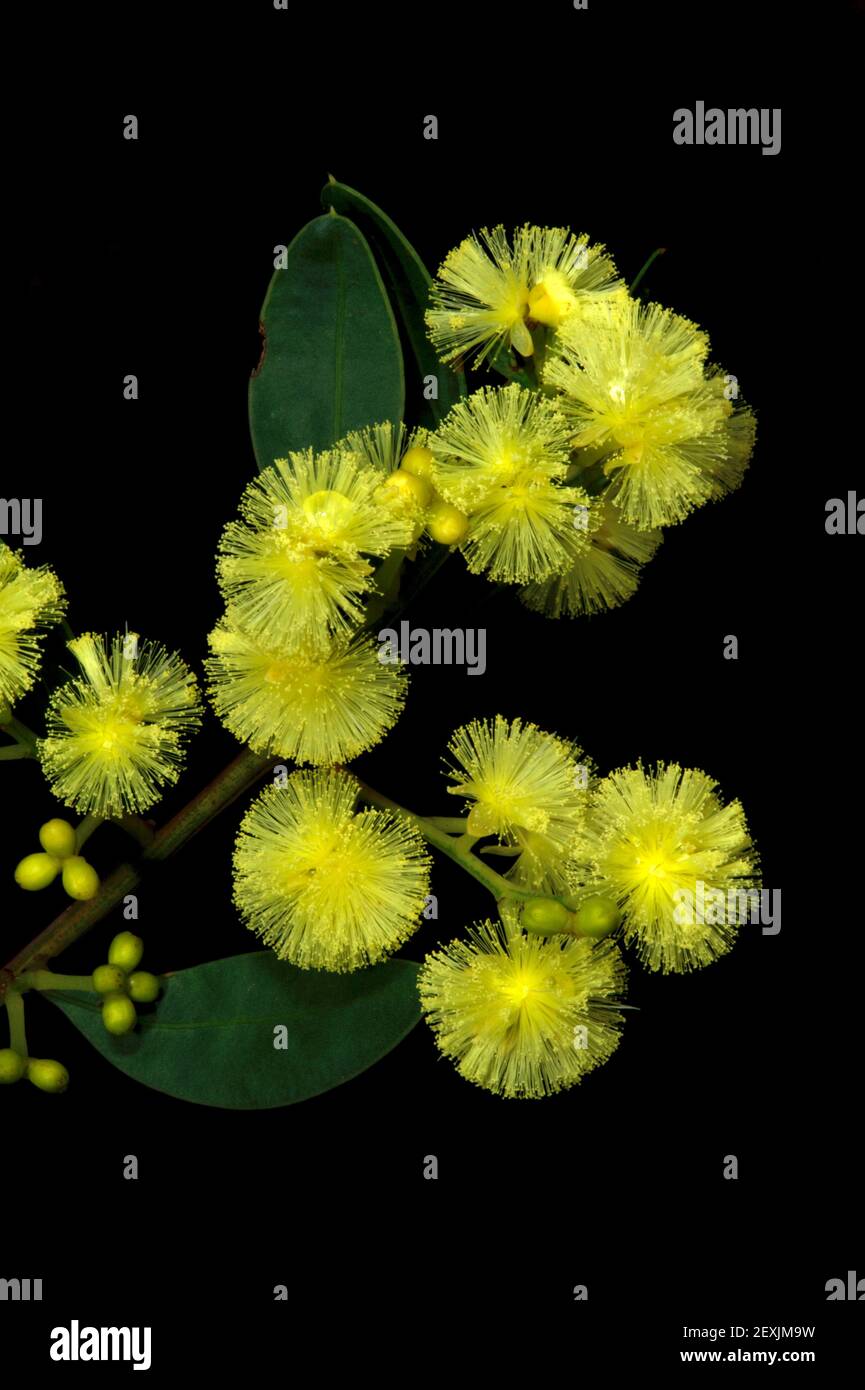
[46,952,421,1109]
[249,213,404,470]
[320,179,465,426]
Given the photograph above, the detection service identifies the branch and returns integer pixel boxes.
[0,745,276,1000]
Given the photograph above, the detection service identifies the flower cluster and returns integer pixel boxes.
[208,428,437,765]
[229,712,759,1099]
[422,224,756,612]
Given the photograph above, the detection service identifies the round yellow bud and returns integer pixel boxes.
[521,897,572,935]
[382,469,433,508]
[38,818,78,859]
[0,1048,27,1084]
[128,971,161,1004]
[573,894,621,938]
[426,501,469,547]
[400,445,435,480]
[61,856,100,901]
[14,852,62,892]
[92,964,127,995]
[26,1058,70,1093]
[102,992,137,1036]
[108,931,144,972]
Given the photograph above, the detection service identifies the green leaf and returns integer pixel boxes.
[320,179,465,426]
[249,213,404,470]
[45,952,421,1109]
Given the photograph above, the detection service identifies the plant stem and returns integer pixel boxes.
[0,745,32,761]
[75,814,103,853]
[629,246,667,295]
[16,971,97,993]
[118,815,157,850]
[424,816,469,833]
[354,777,542,906]
[0,714,39,757]
[6,990,27,1056]
[365,547,407,626]
[0,745,276,1001]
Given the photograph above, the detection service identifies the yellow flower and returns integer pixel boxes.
[569,762,759,973]
[418,913,627,1098]
[0,544,66,706]
[217,447,415,651]
[206,612,407,764]
[445,715,590,893]
[520,494,663,617]
[429,384,586,584]
[426,224,625,366]
[545,298,756,529]
[233,768,431,972]
[38,633,203,816]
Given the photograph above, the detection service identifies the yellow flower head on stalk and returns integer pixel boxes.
[39,633,203,816]
[520,494,664,617]
[569,762,759,973]
[418,914,627,1098]
[0,544,66,706]
[545,298,756,529]
[217,447,416,651]
[445,715,590,893]
[206,612,407,765]
[233,768,432,973]
[426,224,625,366]
[429,384,586,584]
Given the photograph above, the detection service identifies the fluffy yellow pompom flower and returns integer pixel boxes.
[217,447,415,652]
[520,494,663,617]
[425,224,625,366]
[38,633,203,816]
[206,612,407,764]
[445,715,590,893]
[0,544,66,706]
[545,298,756,529]
[429,385,587,584]
[570,762,759,973]
[233,768,432,972]
[418,914,627,1098]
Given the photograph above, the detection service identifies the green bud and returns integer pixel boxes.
[26,1058,70,1093]
[38,818,77,859]
[14,852,62,892]
[92,964,127,995]
[61,856,100,901]
[127,971,160,1004]
[0,1048,27,1084]
[108,931,144,972]
[573,894,621,938]
[102,992,137,1036]
[521,897,572,935]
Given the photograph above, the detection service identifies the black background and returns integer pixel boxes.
[4,3,862,1372]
